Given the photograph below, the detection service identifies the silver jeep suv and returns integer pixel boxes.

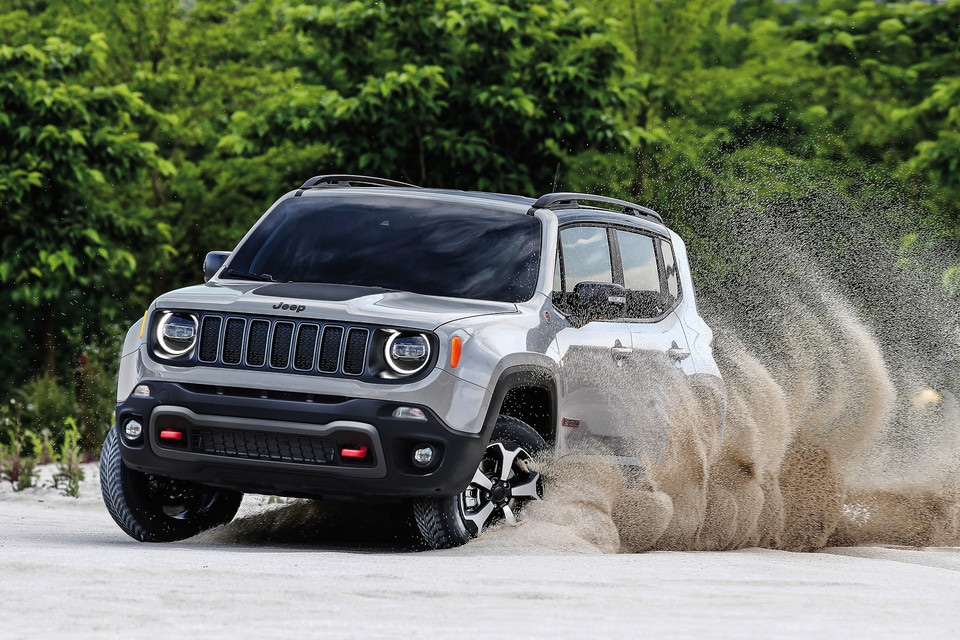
[101,175,721,548]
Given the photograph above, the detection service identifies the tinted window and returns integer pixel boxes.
[614,229,682,319]
[559,226,612,290]
[616,230,659,292]
[225,197,542,303]
[661,239,680,300]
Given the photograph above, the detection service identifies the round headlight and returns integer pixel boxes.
[384,332,431,375]
[155,312,198,357]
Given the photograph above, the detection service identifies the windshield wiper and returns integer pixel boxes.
[222,269,277,282]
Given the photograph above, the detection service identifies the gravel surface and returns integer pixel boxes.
[1,464,959,639]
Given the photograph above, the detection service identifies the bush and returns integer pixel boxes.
[52,419,85,498]
[0,403,40,491]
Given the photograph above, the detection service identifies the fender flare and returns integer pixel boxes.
[480,365,558,444]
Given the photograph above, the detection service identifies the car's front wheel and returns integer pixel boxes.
[100,426,243,542]
[413,415,547,549]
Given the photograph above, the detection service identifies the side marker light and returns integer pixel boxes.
[561,417,581,428]
[450,336,463,369]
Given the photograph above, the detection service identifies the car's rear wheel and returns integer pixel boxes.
[413,415,547,549]
[100,426,243,542]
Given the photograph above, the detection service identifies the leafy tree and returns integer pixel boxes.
[214,1,630,192]
[0,32,171,387]
[51,0,632,290]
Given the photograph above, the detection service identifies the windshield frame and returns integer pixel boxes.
[220,192,544,304]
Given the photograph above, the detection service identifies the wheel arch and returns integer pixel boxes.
[482,366,557,446]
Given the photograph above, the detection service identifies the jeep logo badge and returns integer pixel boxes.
[273,302,306,313]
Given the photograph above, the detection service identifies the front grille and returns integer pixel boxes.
[319,326,344,373]
[193,313,370,377]
[191,426,336,465]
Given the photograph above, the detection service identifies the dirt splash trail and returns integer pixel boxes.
[479,175,960,554]
[214,175,960,555]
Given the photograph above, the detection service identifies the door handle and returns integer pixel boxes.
[667,340,691,362]
[611,339,633,360]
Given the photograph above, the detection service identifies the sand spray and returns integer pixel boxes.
[212,173,960,553]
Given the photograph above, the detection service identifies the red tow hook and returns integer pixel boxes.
[159,429,184,441]
[340,445,369,459]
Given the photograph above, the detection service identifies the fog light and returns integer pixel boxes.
[124,419,143,440]
[412,444,437,469]
[132,384,151,398]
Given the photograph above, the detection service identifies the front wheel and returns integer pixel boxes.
[414,415,547,549]
[100,426,243,542]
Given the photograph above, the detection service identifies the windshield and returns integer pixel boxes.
[224,195,543,303]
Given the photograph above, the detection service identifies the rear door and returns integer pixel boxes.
[613,228,694,375]
[552,224,638,454]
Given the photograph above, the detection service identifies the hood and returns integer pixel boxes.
[153,282,518,330]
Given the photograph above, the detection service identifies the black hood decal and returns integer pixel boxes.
[251,283,390,302]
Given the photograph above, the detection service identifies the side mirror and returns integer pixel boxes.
[203,251,230,282]
[570,281,627,326]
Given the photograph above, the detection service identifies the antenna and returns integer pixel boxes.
[552,163,561,192]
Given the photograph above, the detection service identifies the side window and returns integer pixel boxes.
[616,230,659,292]
[661,238,680,301]
[558,226,613,291]
[615,229,680,320]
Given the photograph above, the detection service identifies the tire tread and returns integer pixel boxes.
[413,415,547,550]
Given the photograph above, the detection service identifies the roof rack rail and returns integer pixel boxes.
[297,174,420,195]
[531,192,663,223]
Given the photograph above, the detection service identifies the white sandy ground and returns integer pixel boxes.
[2,465,960,639]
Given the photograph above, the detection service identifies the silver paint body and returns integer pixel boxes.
[118,187,721,457]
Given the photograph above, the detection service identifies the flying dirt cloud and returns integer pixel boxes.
[482,179,960,554]
[212,175,960,555]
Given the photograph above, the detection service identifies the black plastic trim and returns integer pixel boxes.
[115,381,493,499]
[531,192,663,223]
[296,174,420,195]
[483,366,558,444]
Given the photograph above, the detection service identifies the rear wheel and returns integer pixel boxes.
[414,416,547,549]
[100,426,243,542]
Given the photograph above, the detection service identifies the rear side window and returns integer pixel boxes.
[616,230,659,292]
[614,229,680,319]
[661,238,680,300]
[554,224,681,320]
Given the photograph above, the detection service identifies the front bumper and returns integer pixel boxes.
[116,381,491,499]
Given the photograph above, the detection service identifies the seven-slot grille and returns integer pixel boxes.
[194,314,369,377]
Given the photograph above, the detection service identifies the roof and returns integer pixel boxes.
[293,174,665,227]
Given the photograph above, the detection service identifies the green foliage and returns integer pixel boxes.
[16,375,75,438]
[0,28,174,389]
[0,403,39,490]
[53,418,85,498]
[572,0,959,256]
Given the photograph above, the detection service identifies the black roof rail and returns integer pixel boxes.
[530,192,663,224]
[296,174,420,195]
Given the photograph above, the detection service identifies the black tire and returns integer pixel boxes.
[414,415,547,549]
[100,426,243,542]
